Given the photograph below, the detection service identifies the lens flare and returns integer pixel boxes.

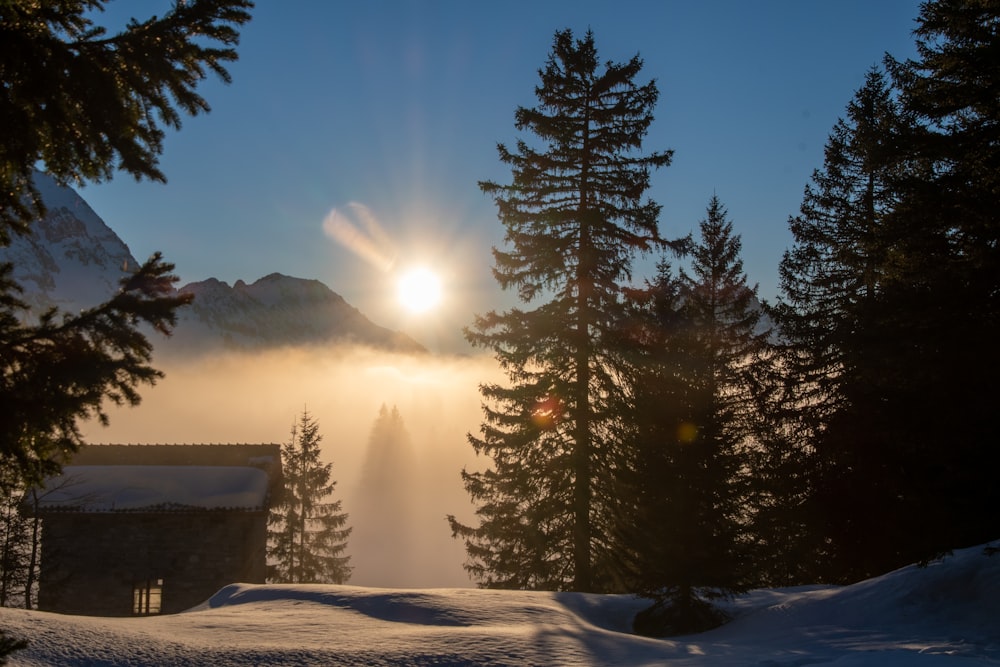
[678,421,699,444]
[323,202,397,272]
[532,395,563,429]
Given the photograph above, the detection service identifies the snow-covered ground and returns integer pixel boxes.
[2,543,996,666]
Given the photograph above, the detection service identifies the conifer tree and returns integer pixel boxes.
[0,0,253,239]
[679,195,769,461]
[0,0,252,486]
[351,404,417,587]
[619,197,767,634]
[775,66,902,417]
[0,463,31,609]
[0,3,250,657]
[614,261,710,632]
[0,254,192,485]
[881,0,1000,557]
[450,29,673,592]
[772,67,910,581]
[777,0,1000,576]
[268,410,352,584]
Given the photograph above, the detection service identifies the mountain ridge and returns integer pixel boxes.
[0,172,425,354]
[172,271,424,354]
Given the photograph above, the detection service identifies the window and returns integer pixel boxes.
[133,578,163,615]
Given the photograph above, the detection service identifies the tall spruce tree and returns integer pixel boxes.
[777,61,988,581]
[881,0,1000,558]
[0,0,252,486]
[268,410,352,584]
[619,197,767,635]
[773,67,921,581]
[449,29,673,592]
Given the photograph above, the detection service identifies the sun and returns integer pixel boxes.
[397,267,443,314]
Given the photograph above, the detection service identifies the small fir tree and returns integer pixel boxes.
[679,195,769,476]
[268,410,352,584]
[618,197,767,635]
[615,261,711,633]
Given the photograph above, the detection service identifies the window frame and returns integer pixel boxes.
[132,578,164,616]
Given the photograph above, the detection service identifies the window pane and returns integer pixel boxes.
[148,582,162,614]
[133,587,144,615]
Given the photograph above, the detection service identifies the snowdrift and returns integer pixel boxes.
[1,542,996,666]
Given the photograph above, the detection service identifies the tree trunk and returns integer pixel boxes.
[25,490,40,609]
[573,133,594,591]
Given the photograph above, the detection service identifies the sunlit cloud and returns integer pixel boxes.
[323,202,398,273]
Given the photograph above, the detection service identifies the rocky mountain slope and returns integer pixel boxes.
[0,171,138,314]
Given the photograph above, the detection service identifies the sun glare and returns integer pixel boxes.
[397,267,443,314]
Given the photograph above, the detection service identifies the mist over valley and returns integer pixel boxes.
[7,172,490,588]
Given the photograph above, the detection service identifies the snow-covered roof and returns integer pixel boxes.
[67,443,280,468]
[36,465,271,512]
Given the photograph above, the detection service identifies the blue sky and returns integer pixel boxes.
[81,0,922,352]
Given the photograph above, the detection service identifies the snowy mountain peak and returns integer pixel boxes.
[0,171,138,313]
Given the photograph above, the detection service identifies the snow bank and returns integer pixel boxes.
[1,542,996,666]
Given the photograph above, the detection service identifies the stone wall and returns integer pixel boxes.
[38,510,267,616]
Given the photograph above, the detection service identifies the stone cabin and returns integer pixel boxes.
[32,444,282,617]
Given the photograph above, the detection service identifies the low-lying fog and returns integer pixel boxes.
[80,345,504,589]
